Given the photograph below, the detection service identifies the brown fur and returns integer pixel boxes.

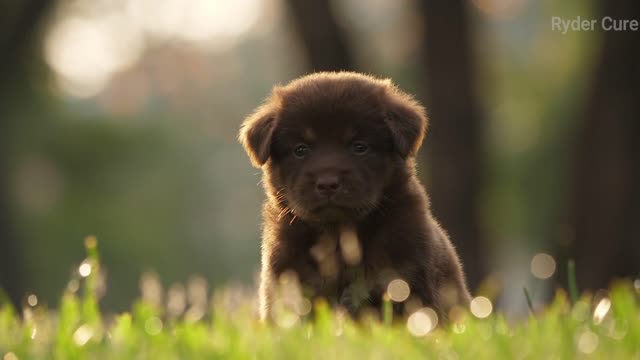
[239,72,470,321]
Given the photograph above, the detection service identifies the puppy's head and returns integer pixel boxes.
[239,72,427,223]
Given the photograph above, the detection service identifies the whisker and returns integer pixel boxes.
[277,206,291,220]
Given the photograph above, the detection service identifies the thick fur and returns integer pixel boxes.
[239,72,470,321]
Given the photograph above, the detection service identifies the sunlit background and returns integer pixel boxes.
[1,0,638,321]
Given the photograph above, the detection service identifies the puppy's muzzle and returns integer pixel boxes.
[315,173,341,198]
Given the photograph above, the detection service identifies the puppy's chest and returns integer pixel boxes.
[301,227,391,296]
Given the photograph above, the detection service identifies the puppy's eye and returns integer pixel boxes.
[351,141,369,155]
[293,143,310,158]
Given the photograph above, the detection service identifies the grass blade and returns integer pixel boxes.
[568,259,578,305]
[382,294,392,326]
[522,287,534,315]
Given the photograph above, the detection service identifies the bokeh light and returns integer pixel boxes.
[44,0,263,98]
[406,307,438,336]
[295,298,312,316]
[272,298,300,329]
[27,294,38,307]
[144,317,163,335]
[45,14,143,98]
[530,253,556,279]
[386,279,411,302]
[126,0,261,46]
[78,262,92,278]
[470,296,493,318]
[593,298,611,325]
[72,324,93,346]
[577,330,599,354]
[3,352,18,360]
[453,323,466,334]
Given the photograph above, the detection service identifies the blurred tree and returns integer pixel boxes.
[0,0,54,305]
[284,0,353,71]
[418,0,486,290]
[567,0,640,290]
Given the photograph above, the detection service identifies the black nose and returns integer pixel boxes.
[315,174,341,197]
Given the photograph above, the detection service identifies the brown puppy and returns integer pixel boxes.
[239,72,470,322]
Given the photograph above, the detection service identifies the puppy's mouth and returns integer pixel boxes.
[309,196,368,221]
[291,193,377,223]
[314,202,346,213]
[311,204,350,222]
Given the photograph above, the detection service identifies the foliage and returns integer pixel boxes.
[1,242,639,359]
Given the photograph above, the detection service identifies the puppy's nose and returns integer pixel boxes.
[315,174,341,197]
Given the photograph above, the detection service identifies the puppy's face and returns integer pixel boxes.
[269,109,394,222]
[239,72,427,224]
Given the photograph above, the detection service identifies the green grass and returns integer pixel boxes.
[1,240,639,359]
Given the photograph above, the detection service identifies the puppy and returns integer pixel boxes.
[239,72,470,322]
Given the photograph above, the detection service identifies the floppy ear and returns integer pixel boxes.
[383,89,428,158]
[238,104,277,168]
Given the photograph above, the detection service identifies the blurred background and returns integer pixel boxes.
[1,0,638,318]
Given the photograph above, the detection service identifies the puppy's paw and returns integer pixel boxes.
[339,280,371,315]
[339,288,359,314]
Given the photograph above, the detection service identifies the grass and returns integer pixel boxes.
[1,239,639,359]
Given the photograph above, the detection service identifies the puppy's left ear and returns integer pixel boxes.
[383,87,428,158]
[239,103,277,168]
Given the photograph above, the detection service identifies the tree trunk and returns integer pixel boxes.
[284,0,354,72]
[567,0,640,290]
[0,0,53,306]
[418,0,486,291]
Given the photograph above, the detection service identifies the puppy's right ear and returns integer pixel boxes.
[238,103,277,168]
[383,91,428,158]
